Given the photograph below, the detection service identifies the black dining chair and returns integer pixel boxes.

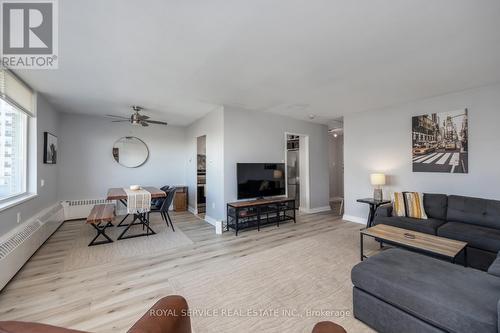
[152,187,177,231]
[151,185,170,210]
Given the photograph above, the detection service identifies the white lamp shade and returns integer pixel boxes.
[370,173,386,186]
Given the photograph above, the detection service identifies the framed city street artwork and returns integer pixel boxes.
[412,109,468,173]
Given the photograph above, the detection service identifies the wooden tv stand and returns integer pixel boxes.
[226,198,296,235]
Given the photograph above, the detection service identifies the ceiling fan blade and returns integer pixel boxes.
[137,114,150,120]
[140,121,149,127]
[112,120,129,122]
[106,114,130,120]
[145,120,168,126]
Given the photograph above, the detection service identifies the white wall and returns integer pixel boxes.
[58,113,186,200]
[223,106,330,211]
[0,94,60,236]
[344,83,500,222]
[185,107,225,221]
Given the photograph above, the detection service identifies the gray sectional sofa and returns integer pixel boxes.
[352,248,500,333]
[352,194,500,332]
[373,194,500,270]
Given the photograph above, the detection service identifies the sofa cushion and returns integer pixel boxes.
[423,193,448,220]
[438,222,500,253]
[392,192,407,217]
[375,204,393,218]
[447,195,500,229]
[405,192,428,219]
[351,248,500,333]
[373,216,446,235]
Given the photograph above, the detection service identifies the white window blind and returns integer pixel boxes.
[0,68,35,117]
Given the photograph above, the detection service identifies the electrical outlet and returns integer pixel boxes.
[17,212,21,223]
[41,179,45,187]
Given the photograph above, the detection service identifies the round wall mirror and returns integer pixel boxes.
[112,136,149,168]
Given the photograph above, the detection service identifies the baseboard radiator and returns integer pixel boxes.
[0,203,64,290]
[62,199,115,220]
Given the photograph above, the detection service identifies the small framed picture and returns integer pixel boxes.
[43,132,58,164]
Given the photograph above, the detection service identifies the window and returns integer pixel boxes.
[0,98,28,202]
[0,68,34,206]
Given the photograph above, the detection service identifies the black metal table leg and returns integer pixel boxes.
[360,233,364,261]
[464,246,468,267]
[89,222,114,246]
[277,204,280,227]
[367,204,376,228]
[117,212,156,240]
[235,210,239,236]
[257,207,261,231]
[117,214,130,227]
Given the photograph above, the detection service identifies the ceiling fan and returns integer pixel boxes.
[106,106,168,127]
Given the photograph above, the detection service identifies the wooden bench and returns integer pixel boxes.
[86,203,116,246]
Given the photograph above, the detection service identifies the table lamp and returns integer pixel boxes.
[370,173,386,201]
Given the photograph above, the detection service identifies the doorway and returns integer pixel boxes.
[328,119,344,216]
[196,135,206,218]
[285,133,310,212]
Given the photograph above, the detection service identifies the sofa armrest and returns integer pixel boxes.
[375,203,393,217]
[498,299,500,333]
[128,295,191,333]
[0,322,87,333]
[311,321,346,333]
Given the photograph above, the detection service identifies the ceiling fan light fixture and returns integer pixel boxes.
[108,106,168,127]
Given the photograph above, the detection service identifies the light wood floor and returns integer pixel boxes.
[0,210,373,332]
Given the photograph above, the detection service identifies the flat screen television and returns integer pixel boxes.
[237,163,286,200]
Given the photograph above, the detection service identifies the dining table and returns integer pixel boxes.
[106,186,167,240]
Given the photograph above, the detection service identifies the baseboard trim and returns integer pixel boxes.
[299,205,332,214]
[342,214,366,225]
[204,215,217,226]
[204,215,223,234]
[188,206,197,214]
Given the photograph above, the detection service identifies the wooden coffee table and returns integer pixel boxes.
[360,224,468,266]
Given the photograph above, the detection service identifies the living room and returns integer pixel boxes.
[1,1,500,333]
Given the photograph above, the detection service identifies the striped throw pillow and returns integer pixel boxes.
[391,192,406,217]
[404,192,428,220]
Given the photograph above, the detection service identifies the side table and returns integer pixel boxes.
[356,198,391,228]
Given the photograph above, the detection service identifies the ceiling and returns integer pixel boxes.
[15,0,500,126]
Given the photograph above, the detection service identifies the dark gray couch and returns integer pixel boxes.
[352,248,500,333]
[373,194,500,270]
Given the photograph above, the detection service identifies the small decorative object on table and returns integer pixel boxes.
[370,173,386,201]
[130,185,141,191]
[404,232,416,239]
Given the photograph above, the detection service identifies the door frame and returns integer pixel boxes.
[194,134,207,216]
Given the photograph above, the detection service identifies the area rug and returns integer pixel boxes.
[63,215,194,271]
[169,222,377,333]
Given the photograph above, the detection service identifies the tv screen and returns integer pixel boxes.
[237,163,286,200]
